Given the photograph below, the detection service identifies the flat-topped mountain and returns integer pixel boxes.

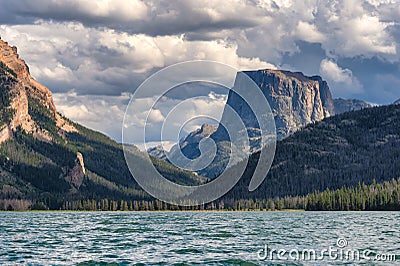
[232,69,335,140]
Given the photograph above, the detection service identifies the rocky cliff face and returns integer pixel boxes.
[228,69,335,140]
[333,98,371,114]
[0,37,76,143]
[0,37,86,189]
[179,124,218,151]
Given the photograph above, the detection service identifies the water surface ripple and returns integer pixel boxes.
[0,211,399,265]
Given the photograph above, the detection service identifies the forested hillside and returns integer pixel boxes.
[0,119,204,210]
[223,104,400,201]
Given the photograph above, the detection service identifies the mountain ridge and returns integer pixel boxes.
[333,98,372,114]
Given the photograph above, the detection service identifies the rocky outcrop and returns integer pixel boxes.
[0,37,76,143]
[0,64,36,137]
[0,126,12,143]
[333,98,371,114]
[65,152,86,189]
[0,38,207,205]
[394,99,400,105]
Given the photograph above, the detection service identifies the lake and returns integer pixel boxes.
[0,211,399,265]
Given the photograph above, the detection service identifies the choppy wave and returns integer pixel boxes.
[0,211,399,265]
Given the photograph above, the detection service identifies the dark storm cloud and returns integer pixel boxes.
[0,0,147,26]
[0,0,260,37]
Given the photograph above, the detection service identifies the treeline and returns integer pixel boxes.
[0,199,32,211]
[59,197,306,211]
[0,196,305,211]
[2,178,400,211]
[42,178,400,211]
[306,178,400,211]
[62,199,208,211]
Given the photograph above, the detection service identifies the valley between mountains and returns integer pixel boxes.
[0,37,399,211]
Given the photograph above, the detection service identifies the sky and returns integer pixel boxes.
[0,0,399,145]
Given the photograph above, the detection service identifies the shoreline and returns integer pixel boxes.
[2,209,398,213]
[0,209,306,213]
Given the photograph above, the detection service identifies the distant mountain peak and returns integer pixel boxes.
[189,123,218,137]
[147,145,167,160]
[333,98,372,114]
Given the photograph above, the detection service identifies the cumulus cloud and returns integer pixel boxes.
[1,0,400,141]
[123,91,228,144]
[53,91,130,141]
[147,109,165,124]
[330,1,397,57]
[319,59,363,95]
[1,0,398,62]
[294,21,326,43]
[54,89,227,144]
[0,22,273,96]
